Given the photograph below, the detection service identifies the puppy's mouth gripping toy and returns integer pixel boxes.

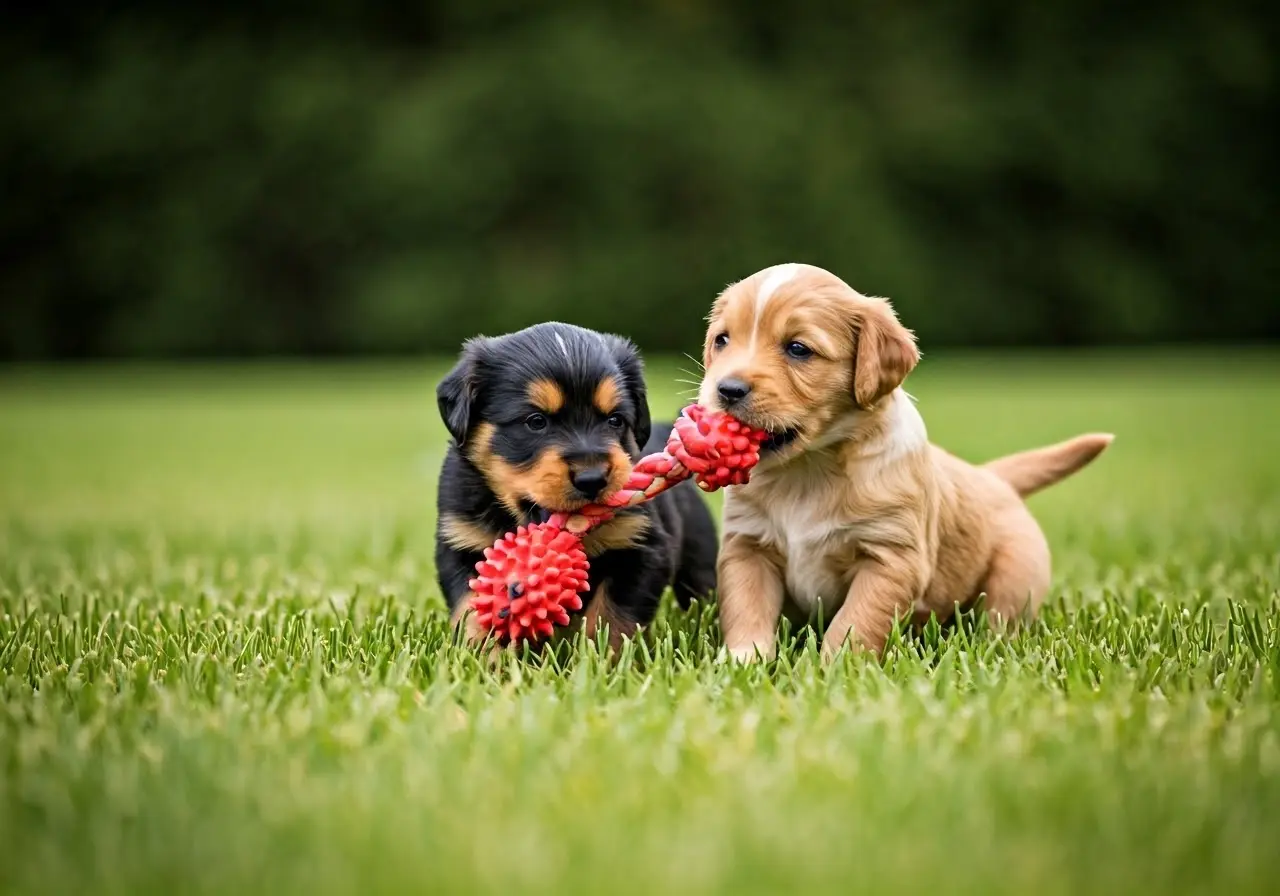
[469,405,768,644]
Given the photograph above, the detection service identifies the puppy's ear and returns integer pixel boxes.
[437,338,489,448]
[852,299,919,409]
[607,335,651,449]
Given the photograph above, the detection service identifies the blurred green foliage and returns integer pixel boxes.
[2,2,1276,358]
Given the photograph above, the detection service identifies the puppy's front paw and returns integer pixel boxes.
[820,630,877,663]
[453,605,506,660]
[716,643,775,664]
[819,638,844,663]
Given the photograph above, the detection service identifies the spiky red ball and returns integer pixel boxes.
[468,523,590,644]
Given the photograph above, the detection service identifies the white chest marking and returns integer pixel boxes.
[725,483,850,618]
[724,390,929,618]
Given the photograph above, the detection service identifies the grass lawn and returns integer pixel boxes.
[1,352,1278,895]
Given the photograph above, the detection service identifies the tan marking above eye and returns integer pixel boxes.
[593,376,621,415]
[527,379,565,414]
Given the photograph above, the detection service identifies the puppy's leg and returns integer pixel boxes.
[582,584,639,654]
[449,594,515,669]
[449,596,487,645]
[438,538,498,650]
[978,508,1051,628]
[718,534,785,662]
[821,558,922,660]
[671,489,720,609]
[582,534,673,653]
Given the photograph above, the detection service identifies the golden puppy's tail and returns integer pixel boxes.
[985,433,1114,499]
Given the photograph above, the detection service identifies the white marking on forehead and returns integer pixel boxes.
[755,264,800,315]
[554,333,570,360]
[750,263,800,348]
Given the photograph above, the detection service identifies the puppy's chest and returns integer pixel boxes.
[725,490,860,616]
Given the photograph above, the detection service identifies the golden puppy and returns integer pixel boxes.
[699,263,1112,660]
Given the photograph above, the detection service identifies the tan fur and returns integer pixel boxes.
[469,422,631,515]
[851,298,920,409]
[716,532,786,661]
[582,513,650,557]
[451,594,488,646]
[440,513,501,553]
[442,509,644,561]
[599,444,633,501]
[984,433,1115,498]
[451,599,514,666]
[700,263,1112,659]
[593,376,621,415]
[527,378,565,414]
[581,584,637,653]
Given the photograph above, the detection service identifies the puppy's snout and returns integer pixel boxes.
[569,467,610,499]
[716,377,752,406]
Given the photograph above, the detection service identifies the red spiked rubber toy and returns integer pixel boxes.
[470,524,590,642]
[468,404,767,645]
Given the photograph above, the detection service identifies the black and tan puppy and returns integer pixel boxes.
[435,322,719,651]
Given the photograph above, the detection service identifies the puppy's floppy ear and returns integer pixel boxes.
[851,298,919,409]
[437,337,490,448]
[606,335,651,448]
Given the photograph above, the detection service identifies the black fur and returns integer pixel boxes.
[434,322,718,633]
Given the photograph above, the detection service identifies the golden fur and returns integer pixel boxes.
[579,583,637,653]
[699,263,1113,660]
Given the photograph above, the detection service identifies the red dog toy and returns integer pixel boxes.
[469,405,768,643]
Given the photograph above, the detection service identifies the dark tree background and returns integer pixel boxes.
[2,1,1276,359]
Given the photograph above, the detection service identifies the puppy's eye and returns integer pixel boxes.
[606,413,626,430]
[525,413,549,432]
[785,341,814,360]
[713,333,729,350]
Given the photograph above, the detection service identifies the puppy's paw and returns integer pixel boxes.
[820,632,877,663]
[716,643,775,664]
[452,606,506,661]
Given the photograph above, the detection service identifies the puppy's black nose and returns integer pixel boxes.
[570,468,609,499]
[717,377,752,406]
